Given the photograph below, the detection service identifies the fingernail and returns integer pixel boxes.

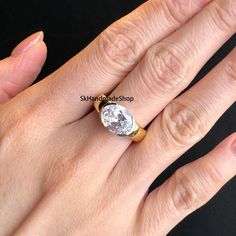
[231,139,236,156]
[11,31,44,57]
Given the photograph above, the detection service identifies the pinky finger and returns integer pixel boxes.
[0,31,47,105]
[138,133,236,236]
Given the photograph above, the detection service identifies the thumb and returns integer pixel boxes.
[0,31,47,105]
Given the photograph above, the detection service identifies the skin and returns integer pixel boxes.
[0,0,236,235]
[0,31,47,104]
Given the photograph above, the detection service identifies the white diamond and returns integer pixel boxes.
[100,104,135,136]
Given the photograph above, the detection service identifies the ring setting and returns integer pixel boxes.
[94,95,146,142]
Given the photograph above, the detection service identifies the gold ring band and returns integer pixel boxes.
[94,95,146,142]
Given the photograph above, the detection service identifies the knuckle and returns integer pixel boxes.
[141,44,188,96]
[210,1,236,33]
[161,101,205,147]
[171,168,205,212]
[163,0,192,26]
[98,23,142,69]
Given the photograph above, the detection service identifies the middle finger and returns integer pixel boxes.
[110,0,236,126]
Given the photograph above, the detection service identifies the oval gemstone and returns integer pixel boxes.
[100,104,135,136]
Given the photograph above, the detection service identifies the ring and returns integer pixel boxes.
[94,95,146,142]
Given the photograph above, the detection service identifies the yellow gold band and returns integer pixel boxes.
[128,124,147,142]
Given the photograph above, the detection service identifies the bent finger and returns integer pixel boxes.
[138,133,236,236]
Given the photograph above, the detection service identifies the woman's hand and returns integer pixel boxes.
[0,0,236,235]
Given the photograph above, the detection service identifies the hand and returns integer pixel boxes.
[0,0,236,235]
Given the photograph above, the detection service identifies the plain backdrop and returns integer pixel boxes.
[0,0,236,235]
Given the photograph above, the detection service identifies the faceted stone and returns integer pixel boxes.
[100,104,135,136]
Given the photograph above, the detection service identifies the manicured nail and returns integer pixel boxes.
[11,31,44,57]
[231,139,236,156]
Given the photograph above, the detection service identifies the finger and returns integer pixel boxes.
[71,0,236,181]
[0,32,47,105]
[110,0,236,126]
[74,0,236,172]
[138,133,236,236]
[114,46,236,192]
[37,0,211,124]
